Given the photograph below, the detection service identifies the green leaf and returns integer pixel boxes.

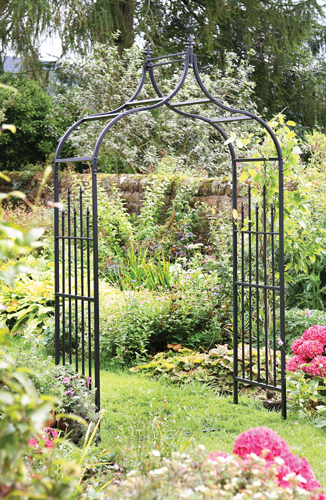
[239,171,249,182]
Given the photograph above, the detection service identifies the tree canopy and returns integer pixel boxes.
[1,0,326,130]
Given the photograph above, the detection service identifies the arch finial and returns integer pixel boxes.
[144,43,152,61]
[186,34,194,48]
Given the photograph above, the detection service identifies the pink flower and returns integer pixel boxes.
[277,338,283,346]
[233,427,290,461]
[44,439,55,450]
[286,355,305,373]
[277,451,321,491]
[64,388,74,397]
[28,438,38,447]
[208,451,229,461]
[62,376,71,384]
[86,375,91,388]
[51,429,59,439]
[292,338,305,355]
[302,356,326,378]
[297,340,324,361]
[302,325,326,345]
[306,308,311,317]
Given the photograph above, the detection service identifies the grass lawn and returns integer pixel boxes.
[101,369,326,487]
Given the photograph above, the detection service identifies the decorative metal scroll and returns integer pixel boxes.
[54,35,286,418]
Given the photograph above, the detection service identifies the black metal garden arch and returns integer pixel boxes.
[54,35,286,419]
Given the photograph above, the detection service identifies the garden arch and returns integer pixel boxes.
[54,36,286,418]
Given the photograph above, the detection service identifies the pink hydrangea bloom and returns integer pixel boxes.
[233,427,290,461]
[292,338,305,355]
[286,355,305,373]
[277,452,321,491]
[297,340,324,361]
[302,325,326,345]
[232,427,323,495]
[302,356,326,378]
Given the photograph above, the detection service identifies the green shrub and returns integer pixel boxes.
[0,256,54,337]
[1,347,97,444]
[99,269,233,364]
[0,73,73,169]
[0,348,80,498]
[130,343,282,395]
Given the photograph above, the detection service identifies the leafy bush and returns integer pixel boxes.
[0,349,80,499]
[1,347,97,444]
[307,131,326,171]
[0,256,54,337]
[0,180,82,497]
[99,268,233,363]
[130,343,282,395]
[0,73,73,169]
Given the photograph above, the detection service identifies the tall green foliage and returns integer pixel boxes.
[0,0,134,66]
[2,1,325,130]
[0,73,72,169]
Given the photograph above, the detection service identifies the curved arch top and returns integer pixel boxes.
[54,34,283,172]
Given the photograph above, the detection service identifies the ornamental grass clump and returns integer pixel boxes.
[102,427,325,499]
[286,325,326,377]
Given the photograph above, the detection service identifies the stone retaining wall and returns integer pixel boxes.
[0,171,243,217]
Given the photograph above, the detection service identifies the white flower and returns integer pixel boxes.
[198,444,205,451]
[152,449,160,457]
[194,485,207,492]
[180,488,194,498]
[296,474,307,483]
[274,457,285,465]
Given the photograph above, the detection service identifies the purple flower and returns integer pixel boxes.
[305,308,311,317]
[62,376,71,384]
